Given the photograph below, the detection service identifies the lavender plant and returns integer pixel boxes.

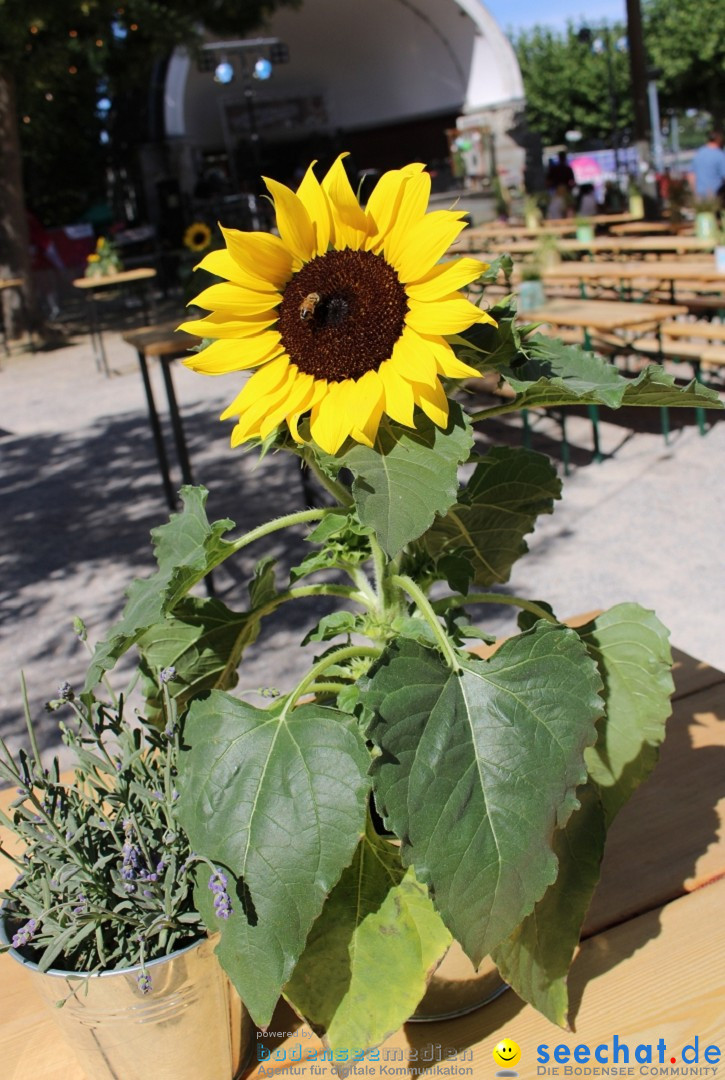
[0,653,231,989]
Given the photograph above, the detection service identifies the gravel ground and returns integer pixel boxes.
[1,314,724,770]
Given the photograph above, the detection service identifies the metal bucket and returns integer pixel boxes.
[1,921,252,1080]
[410,942,508,1022]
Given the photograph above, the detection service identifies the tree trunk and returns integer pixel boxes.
[0,71,39,338]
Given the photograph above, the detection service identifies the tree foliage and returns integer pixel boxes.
[512,0,724,148]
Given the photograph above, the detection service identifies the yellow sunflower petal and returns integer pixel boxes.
[194,249,280,293]
[345,371,385,446]
[288,380,328,443]
[389,327,438,388]
[379,360,416,427]
[406,256,489,300]
[190,282,282,315]
[310,381,357,454]
[406,294,488,335]
[418,334,481,379]
[296,161,333,256]
[185,336,284,376]
[322,154,370,250]
[220,225,294,288]
[177,312,279,339]
[222,356,293,423]
[231,366,298,444]
[389,211,468,282]
[263,177,316,263]
[409,376,449,428]
[382,172,433,267]
[364,163,426,246]
[257,371,314,440]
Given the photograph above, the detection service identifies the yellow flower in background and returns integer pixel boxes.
[87,253,100,263]
[183,222,212,253]
[96,237,106,251]
[179,156,494,454]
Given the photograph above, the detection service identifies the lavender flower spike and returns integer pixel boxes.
[137,972,152,994]
[208,870,233,919]
[12,918,38,949]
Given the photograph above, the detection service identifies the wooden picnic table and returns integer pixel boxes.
[2,641,724,1079]
[72,267,157,375]
[608,221,689,236]
[539,260,724,303]
[520,297,688,333]
[486,236,715,258]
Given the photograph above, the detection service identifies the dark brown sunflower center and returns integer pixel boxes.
[277,249,408,382]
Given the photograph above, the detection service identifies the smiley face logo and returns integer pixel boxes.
[493,1039,521,1069]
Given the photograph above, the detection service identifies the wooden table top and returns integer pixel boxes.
[522,298,688,331]
[2,645,724,1078]
[541,260,725,284]
[608,221,688,236]
[489,237,715,256]
[72,267,157,290]
[122,319,200,358]
[0,278,24,291]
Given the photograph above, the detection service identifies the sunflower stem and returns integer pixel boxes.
[432,592,558,625]
[281,644,381,717]
[229,507,328,555]
[469,400,522,423]
[390,574,461,673]
[368,533,389,609]
[303,452,353,507]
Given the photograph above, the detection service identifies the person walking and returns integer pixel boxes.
[689,130,725,203]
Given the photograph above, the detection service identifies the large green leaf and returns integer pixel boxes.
[424,447,561,587]
[285,822,451,1056]
[137,596,260,717]
[336,404,473,557]
[176,692,371,1024]
[501,337,723,411]
[491,783,606,1027]
[84,487,236,690]
[577,603,674,824]
[361,627,603,963]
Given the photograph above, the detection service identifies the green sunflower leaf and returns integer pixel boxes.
[136,596,261,721]
[176,692,371,1026]
[84,487,236,691]
[491,783,607,1027]
[284,822,451,1057]
[337,402,473,558]
[360,626,603,963]
[501,337,723,412]
[424,446,561,587]
[578,603,674,825]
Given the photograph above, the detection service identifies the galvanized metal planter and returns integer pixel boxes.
[411,941,508,1022]
[1,919,252,1080]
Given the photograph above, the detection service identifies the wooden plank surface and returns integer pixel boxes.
[521,299,688,330]
[122,320,200,357]
[541,260,724,284]
[72,267,157,289]
[489,238,715,256]
[244,879,725,1080]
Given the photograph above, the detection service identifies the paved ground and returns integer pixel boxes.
[1,302,724,770]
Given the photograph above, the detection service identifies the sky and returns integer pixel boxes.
[483,0,625,33]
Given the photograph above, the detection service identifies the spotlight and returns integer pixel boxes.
[214,59,235,85]
[253,57,272,80]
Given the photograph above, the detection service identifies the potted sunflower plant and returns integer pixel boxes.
[71,156,720,1066]
[0,654,251,1080]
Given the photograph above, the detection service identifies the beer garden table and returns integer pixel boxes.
[72,267,157,376]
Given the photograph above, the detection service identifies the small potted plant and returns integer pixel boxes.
[72,155,722,1066]
[84,235,123,277]
[0,644,251,1080]
[518,262,546,310]
[693,196,720,240]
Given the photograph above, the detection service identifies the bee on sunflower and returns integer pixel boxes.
[183,222,213,254]
[179,156,495,455]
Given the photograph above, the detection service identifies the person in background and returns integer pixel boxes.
[546,151,575,194]
[27,211,65,319]
[689,131,725,203]
[547,184,573,220]
[577,183,598,217]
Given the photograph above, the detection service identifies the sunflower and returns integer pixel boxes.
[179,156,494,454]
[183,222,213,253]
